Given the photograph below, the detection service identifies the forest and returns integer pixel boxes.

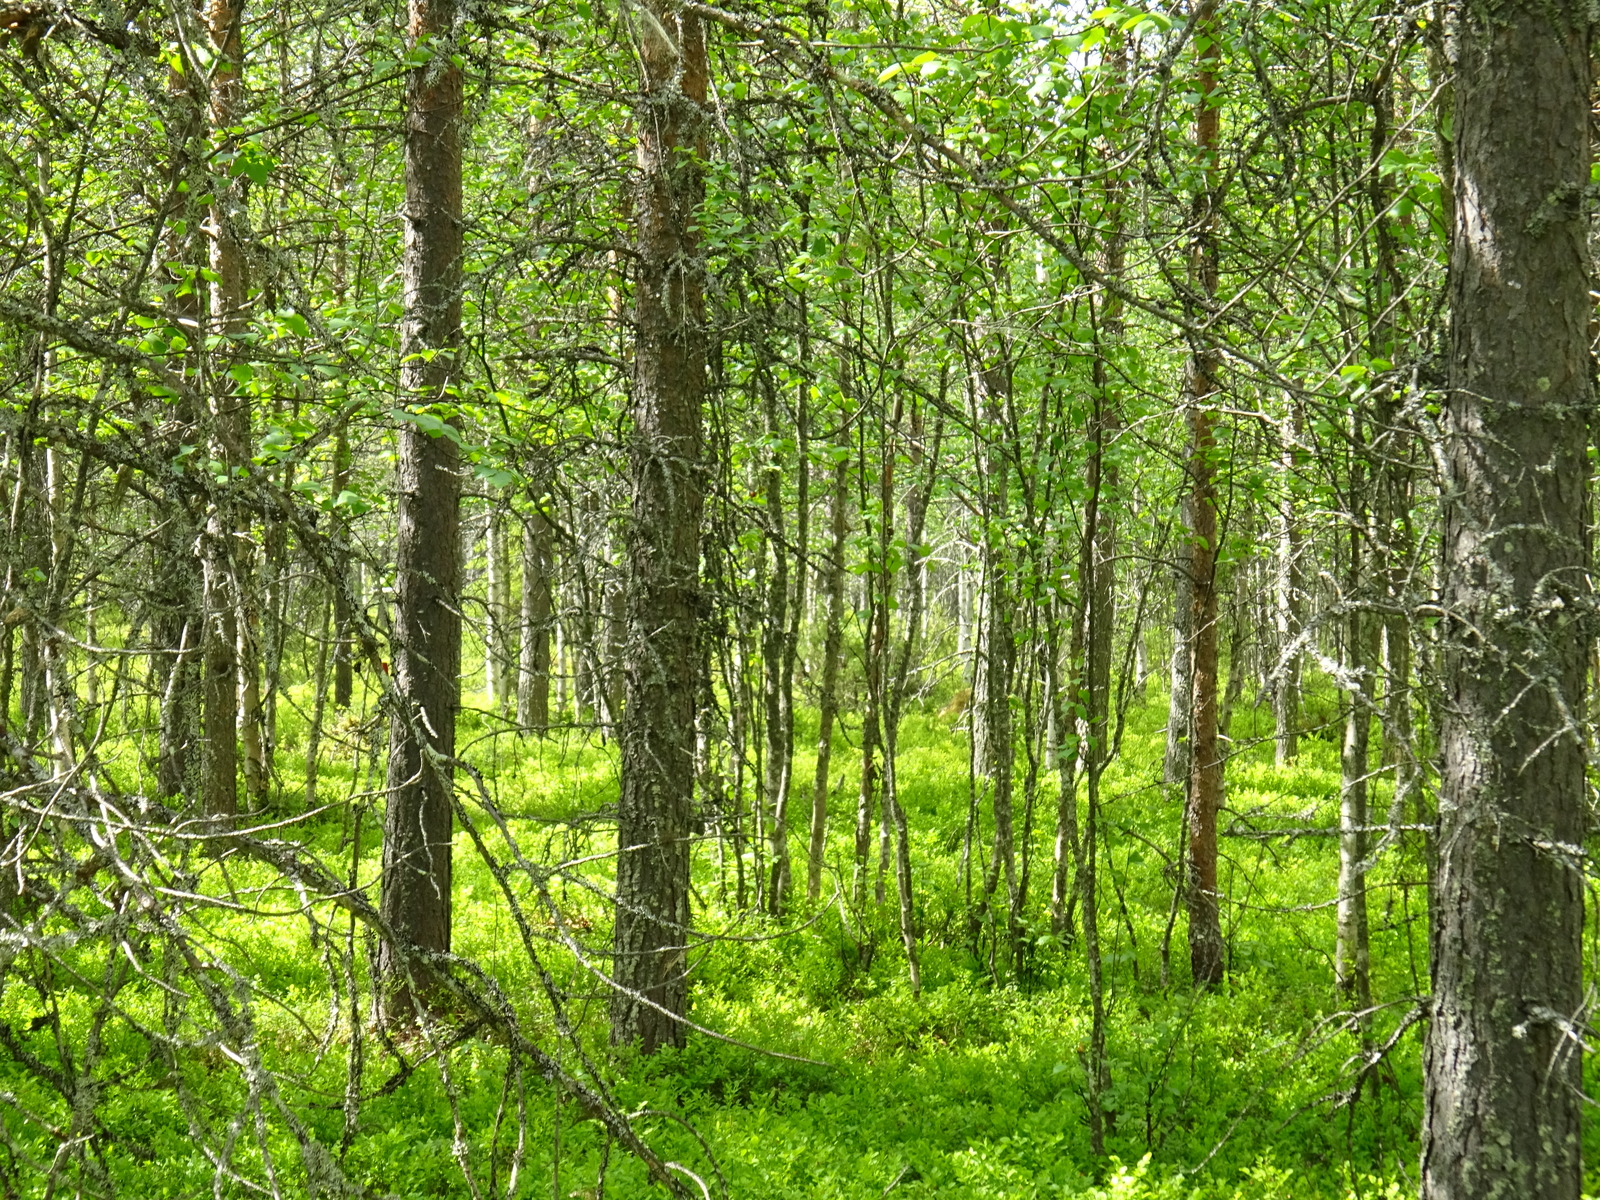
[0,0,1593,1195]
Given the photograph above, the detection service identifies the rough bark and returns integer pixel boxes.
[1163,545,1193,788]
[199,0,250,822]
[610,0,708,1053]
[1422,7,1591,1198]
[854,442,888,909]
[1184,0,1224,990]
[518,504,553,731]
[331,425,354,711]
[1046,608,1079,938]
[808,447,848,902]
[882,405,937,995]
[1079,48,1124,1127]
[1336,511,1374,1011]
[485,502,511,713]
[378,0,465,1020]
[977,353,1016,926]
[760,371,793,915]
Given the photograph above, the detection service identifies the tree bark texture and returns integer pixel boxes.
[1182,0,1224,991]
[1422,7,1591,1198]
[1336,521,1374,1010]
[518,505,553,730]
[1272,405,1304,767]
[378,0,464,1018]
[486,502,511,713]
[761,371,793,915]
[200,0,250,822]
[808,449,848,902]
[610,0,708,1054]
[978,353,1016,923]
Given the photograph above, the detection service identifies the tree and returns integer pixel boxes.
[610,0,710,1053]
[1422,5,1591,1196]
[378,0,465,1017]
[198,0,249,822]
[1183,0,1225,990]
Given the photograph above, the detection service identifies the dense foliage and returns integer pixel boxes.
[0,0,1592,1197]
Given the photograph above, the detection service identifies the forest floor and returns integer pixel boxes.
[7,686,1597,1198]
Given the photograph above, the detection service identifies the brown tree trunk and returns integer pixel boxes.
[1079,33,1125,1129]
[518,504,553,731]
[1184,0,1224,991]
[1046,603,1079,938]
[1079,389,1117,1156]
[761,371,794,915]
[610,0,709,1054]
[1422,7,1590,1197]
[882,405,938,994]
[808,441,848,902]
[378,0,465,1019]
[855,436,889,909]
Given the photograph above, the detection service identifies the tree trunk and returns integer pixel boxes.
[199,0,250,822]
[1336,501,1373,1012]
[1046,605,1079,938]
[1079,38,1125,1125]
[610,0,708,1054]
[153,194,205,800]
[854,445,887,909]
[761,371,793,915]
[977,355,1016,931]
[331,427,356,710]
[486,501,511,713]
[1422,8,1590,1197]
[1163,544,1193,788]
[808,446,848,902]
[882,406,938,995]
[518,504,553,731]
[378,0,465,1020]
[1272,405,1303,766]
[155,517,202,800]
[1184,0,1224,990]
[1078,406,1117,1156]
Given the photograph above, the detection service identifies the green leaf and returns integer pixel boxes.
[232,141,275,187]
[332,488,373,516]
[474,464,516,489]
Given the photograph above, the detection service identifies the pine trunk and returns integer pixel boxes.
[610,0,708,1053]
[378,0,465,1019]
[1422,7,1590,1196]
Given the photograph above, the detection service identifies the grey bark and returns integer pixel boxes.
[518,504,553,731]
[760,370,794,915]
[1422,7,1591,1198]
[1272,405,1304,766]
[199,0,249,822]
[808,445,848,902]
[610,0,708,1053]
[1336,502,1374,1011]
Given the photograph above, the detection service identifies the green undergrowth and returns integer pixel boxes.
[10,679,1600,1198]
